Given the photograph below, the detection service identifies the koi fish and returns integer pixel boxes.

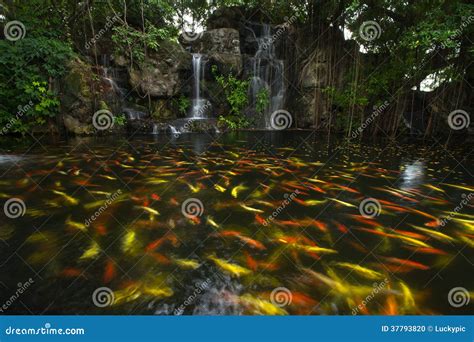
[52,190,79,205]
[293,198,328,206]
[255,214,267,225]
[206,216,220,229]
[103,259,116,283]
[327,198,357,208]
[214,184,226,192]
[217,231,266,250]
[410,225,455,243]
[79,241,100,260]
[208,255,252,277]
[60,268,85,278]
[297,244,337,255]
[238,293,287,315]
[333,262,384,280]
[231,184,248,198]
[66,217,87,231]
[381,257,429,271]
[239,203,264,213]
[174,258,200,270]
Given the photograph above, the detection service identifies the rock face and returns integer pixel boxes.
[60,58,123,135]
[129,41,191,97]
[188,28,242,75]
[289,28,354,129]
[63,114,93,135]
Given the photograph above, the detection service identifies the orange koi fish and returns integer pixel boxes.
[60,268,85,278]
[103,259,116,283]
[381,257,429,271]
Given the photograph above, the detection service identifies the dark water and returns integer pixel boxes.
[0,132,472,315]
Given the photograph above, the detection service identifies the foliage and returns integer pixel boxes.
[256,88,270,115]
[173,95,191,115]
[111,21,177,64]
[211,65,250,129]
[0,37,73,134]
[114,114,127,127]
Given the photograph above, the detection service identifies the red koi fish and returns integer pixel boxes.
[103,259,116,283]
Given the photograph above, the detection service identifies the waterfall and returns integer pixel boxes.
[250,24,285,129]
[189,53,209,119]
[103,67,125,97]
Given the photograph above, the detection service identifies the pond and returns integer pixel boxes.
[0,132,472,315]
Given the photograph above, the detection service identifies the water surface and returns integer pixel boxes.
[0,132,472,315]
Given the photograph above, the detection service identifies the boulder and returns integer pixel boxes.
[63,114,94,135]
[191,29,243,75]
[129,41,191,97]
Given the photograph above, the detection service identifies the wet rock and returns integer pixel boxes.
[129,41,191,97]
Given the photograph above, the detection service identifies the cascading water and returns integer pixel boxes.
[249,24,285,129]
[189,53,209,119]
